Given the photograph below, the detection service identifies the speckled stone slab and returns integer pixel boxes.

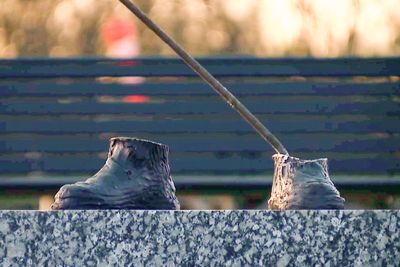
[0,210,399,266]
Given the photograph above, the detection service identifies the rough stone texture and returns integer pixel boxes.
[269,154,345,210]
[0,210,399,266]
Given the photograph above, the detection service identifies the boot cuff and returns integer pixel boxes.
[108,137,169,163]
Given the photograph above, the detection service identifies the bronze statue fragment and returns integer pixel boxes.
[51,137,180,210]
[119,0,345,210]
[268,154,345,210]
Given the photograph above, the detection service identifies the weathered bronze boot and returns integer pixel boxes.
[268,154,345,210]
[51,137,180,210]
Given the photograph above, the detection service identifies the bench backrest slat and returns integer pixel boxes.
[1,81,398,96]
[0,57,399,177]
[0,57,399,77]
[1,115,399,133]
[1,153,398,173]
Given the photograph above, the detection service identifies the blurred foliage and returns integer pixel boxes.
[0,192,39,209]
[0,0,399,58]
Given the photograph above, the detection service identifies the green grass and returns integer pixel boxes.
[0,191,39,210]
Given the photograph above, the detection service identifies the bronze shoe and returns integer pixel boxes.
[51,137,180,210]
[268,154,345,210]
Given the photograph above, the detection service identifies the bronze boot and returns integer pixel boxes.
[51,137,180,210]
[268,154,345,210]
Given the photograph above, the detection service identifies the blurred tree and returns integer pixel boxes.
[0,0,399,58]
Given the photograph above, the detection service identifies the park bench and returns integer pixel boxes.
[0,57,399,195]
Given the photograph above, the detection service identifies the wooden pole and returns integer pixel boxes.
[119,0,288,155]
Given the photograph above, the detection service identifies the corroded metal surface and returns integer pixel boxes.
[51,137,180,210]
[268,154,345,210]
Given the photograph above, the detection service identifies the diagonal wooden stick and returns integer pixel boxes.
[119,0,288,155]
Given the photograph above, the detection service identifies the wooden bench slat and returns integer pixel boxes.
[0,133,398,153]
[1,116,399,133]
[0,152,398,173]
[1,98,397,115]
[0,57,399,78]
[0,57,399,180]
[1,81,399,96]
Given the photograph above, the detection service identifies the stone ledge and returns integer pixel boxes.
[0,210,399,266]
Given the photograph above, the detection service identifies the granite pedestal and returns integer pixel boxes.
[0,210,399,266]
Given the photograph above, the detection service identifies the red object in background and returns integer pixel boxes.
[100,16,140,58]
[116,60,138,67]
[122,95,150,103]
[101,17,137,47]
[100,16,145,84]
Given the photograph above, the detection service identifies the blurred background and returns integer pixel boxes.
[1,0,400,58]
[0,0,400,210]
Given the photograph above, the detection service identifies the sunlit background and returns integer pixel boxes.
[0,0,399,58]
[1,0,400,210]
